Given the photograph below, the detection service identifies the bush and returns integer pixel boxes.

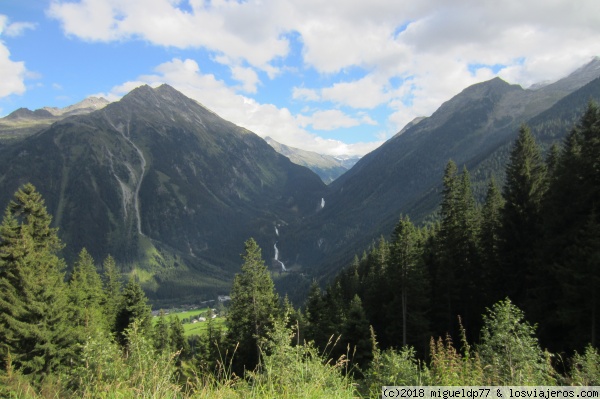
[570,344,600,385]
[477,299,555,385]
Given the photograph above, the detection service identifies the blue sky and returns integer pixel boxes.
[1,0,599,156]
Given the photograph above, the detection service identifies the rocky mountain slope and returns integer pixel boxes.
[282,58,600,279]
[0,96,109,143]
[0,84,326,301]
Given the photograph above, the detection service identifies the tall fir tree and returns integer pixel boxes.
[226,238,280,373]
[101,255,122,333]
[0,184,73,375]
[153,309,170,353]
[386,215,430,348]
[115,278,152,346]
[542,103,600,350]
[479,178,504,305]
[500,125,547,307]
[304,280,330,349]
[340,295,373,371]
[433,161,479,337]
[68,248,106,344]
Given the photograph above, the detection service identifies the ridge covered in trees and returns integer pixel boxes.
[1,104,600,397]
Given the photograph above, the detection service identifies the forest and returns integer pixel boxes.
[0,104,599,398]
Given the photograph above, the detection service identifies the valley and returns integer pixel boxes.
[0,58,600,306]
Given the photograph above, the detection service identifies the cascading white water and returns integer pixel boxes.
[275,226,279,236]
[320,197,325,209]
[274,242,287,272]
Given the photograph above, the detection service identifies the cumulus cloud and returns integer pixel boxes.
[298,109,377,131]
[48,0,600,149]
[94,58,379,156]
[0,16,28,98]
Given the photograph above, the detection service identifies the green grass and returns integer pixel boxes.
[152,307,227,337]
[183,317,226,337]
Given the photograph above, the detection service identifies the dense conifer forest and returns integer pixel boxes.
[1,104,599,398]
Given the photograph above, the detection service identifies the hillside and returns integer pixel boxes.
[283,58,600,280]
[0,84,326,301]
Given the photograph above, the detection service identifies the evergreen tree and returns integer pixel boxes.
[478,299,554,385]
[340,295,372,371]
[115,278,152,346]
[304,280,329,349]
[433,161,479,336]
[153,309,170,353]
[195,308,224,372]
[479,178,504,304]
[386,215,430,348]
[101,255,122,333]
[226,238,280,373]
[0,184,73,375]
[68,248,106,349]
[169,314,189,360]
[500,125,547,306]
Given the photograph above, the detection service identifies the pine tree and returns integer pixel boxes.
[433,161,479,336]
[226,238,280,373]
[101,255,122,333]
[169,314,189,359]
[0,184,73,375]
[479,178,504,305]
[115,278,152,346]
[340,295,372,371]
[304,280,328,348]
[153,309,170,353]
[500,125,547,306]
[386,215,430,348]
[68,248,106,346]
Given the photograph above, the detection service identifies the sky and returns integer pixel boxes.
[1,1,599,156]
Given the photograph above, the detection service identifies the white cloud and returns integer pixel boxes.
[47,0,600,146]
[298,109,377,131]
[0,16,28,98]
[4,21,37,37]
[48,0,289,71]
[95,58,379,156]
[230,65,260,93]
[295,75,393,109]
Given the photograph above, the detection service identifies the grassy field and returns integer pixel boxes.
[153,307,227,337]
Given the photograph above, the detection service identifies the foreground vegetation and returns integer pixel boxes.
[1,104,600,397]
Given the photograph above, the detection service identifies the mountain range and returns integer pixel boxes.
[1,57,599,303]
[264,137,359,184]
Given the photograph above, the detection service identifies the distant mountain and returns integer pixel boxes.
[0,96,110,143]
[0,84,326,301]
[264,137,358,184]
[283,57,600,280]
[43,96,109,117]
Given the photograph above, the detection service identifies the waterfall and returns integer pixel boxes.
[320,197,325,209]
[274,242,287,272]
[275,226,279,236]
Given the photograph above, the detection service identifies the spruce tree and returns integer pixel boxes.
[153,309,170,353]
[386,215,430,348]
[115,278,152,346]
[226,238,279,373]
[68,248,106,342]
[340,295,372,370]
[479,178,504,304]
[433,161,479,336]
[0,184,73,375]
[169,314,189,359]
[500,125,547,306]
[101,255,122,333]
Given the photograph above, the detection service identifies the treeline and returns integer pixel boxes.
[304,102,600,360]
